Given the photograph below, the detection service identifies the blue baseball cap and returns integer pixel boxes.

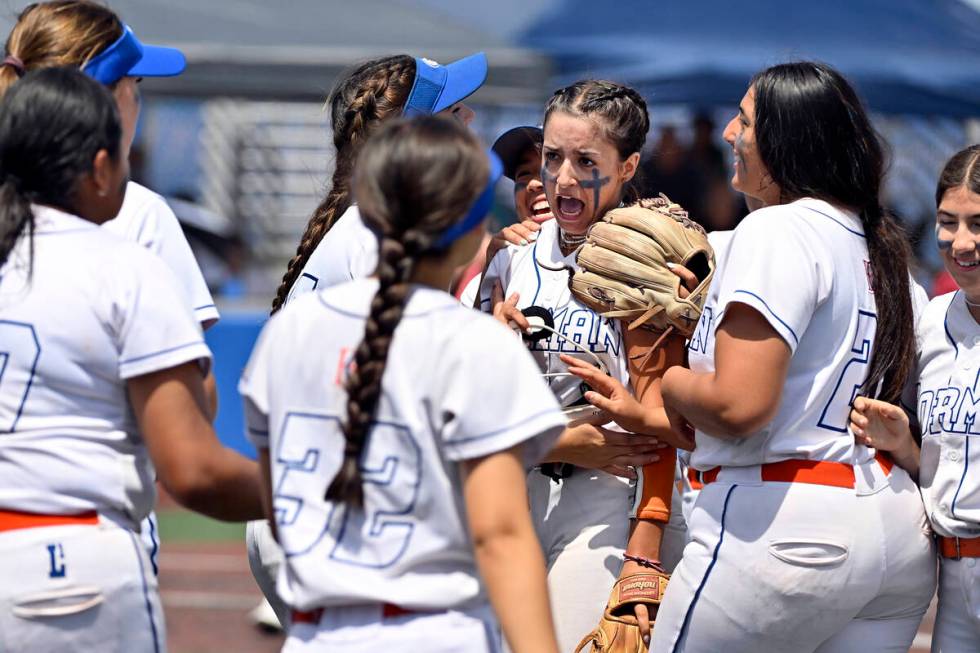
[403,53,488,117]
[83,25,186,86]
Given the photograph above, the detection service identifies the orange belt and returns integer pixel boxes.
[0,509,99,533]
[291,603,415,625]
[687,452,894,491]
[939,536,980,560]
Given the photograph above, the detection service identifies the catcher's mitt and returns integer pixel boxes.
[575,572,670,653]
[570,195,714,336]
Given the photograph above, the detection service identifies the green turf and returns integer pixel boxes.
[156,509,245,542]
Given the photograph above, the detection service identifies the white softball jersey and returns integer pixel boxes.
[476,218,631,406]
[0,205,211,526]
[240,278,565,611]
[689,198,903,469]
[103,181,218,328]
[914,291,980,539]
[288,205,376,303]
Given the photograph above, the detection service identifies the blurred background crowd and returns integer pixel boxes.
[2,0,974,306]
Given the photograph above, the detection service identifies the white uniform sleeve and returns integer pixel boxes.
[715,212,830,353]
[138,193,220,328]
[475,248,510,313]
[434,315,566,466]
[239,319,277,450]
[113,249,212,380]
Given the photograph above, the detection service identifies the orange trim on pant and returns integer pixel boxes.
[939,536,980,559]
[0,509,99,533]
[687,452,893,491]
[636,448,676,522]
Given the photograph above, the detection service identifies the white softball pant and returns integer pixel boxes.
[284,602,500,652]
[526,468,632,653]
[245,518,289,624]
[0,519,164,653]
[932,555,980,652]
[650,461,936,653]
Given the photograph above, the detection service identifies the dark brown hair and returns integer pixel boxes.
[751,61,913,403]
[270,54,417,313]
[936,145,980,207]
[325,115,488,507]
[542,79,650,202]
[1,1,123,96]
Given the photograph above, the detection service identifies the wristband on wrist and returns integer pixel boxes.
[623,553,667,573]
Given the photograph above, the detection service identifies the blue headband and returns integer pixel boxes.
[433,150,503,249]
[83,26,142,85]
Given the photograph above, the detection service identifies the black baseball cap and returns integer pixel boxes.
[491,126,543,181]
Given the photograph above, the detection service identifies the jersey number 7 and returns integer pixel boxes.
[0,321,41,432]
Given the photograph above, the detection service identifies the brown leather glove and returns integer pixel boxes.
[574,571,670,653]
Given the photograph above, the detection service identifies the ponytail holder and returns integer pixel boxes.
[432,149,503,250]
[2,55,25,78]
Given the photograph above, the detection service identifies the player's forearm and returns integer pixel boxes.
[888,438,921,481]
[167,449,264,521]
[472,528,559,653]
[663,366,767,437]
[625,518,665,563]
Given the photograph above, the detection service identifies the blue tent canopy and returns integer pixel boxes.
[521,0,980,117]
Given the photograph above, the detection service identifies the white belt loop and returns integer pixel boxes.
[715,465,763,485]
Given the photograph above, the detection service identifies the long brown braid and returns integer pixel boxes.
[270,55,416,313]
[325,116,489,507]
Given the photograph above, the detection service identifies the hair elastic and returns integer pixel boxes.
[2,55,25,77]
[432,150,503,249]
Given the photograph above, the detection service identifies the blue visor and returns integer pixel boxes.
[403,52,487,117]
[83,25,186,86]
[433,150,503,250]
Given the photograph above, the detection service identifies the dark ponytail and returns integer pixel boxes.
[324,115,489,507]
[751,61,914,403]
[271,55,416,314]
[543,79,650,203]
[0,66,121,270]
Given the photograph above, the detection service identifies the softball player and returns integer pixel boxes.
[477,80,687,651]
[650,62,935,653]
[241,115,563,653]
[246,50,490,625]
[2,0,221,574]
[850,144,980,652]
[271,52,486,311]
[0,67,260,653]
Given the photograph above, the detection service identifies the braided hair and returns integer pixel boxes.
[543,79,650,202]
[324,115,489,507]
[0,66,121,270]
[270,55,416,313]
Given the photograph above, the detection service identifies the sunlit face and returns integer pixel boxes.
[112,76,141,157]
[541,111,638,235]
[937,184,980,301]
[722,88,780,207]
[512,146,552,224]
[442,102,475,127]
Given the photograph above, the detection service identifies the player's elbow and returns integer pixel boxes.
[470,519,524,560]
[712,396,778,438]
[159,458,222,511]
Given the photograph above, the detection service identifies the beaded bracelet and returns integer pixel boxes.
[623,553,667,573]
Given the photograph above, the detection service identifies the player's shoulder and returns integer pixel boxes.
[120,181,175,220]
[920,290,959,331]
[103,182,177,239]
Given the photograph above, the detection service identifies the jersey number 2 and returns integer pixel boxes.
[273,412,421,569]
[0,320,41,432]
[817,310,877,433]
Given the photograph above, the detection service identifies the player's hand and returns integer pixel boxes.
[849,397,914,453]
[550,422,667,478]
[560,354,695,450]
[490,281,530,333]
[667,262,698,300]
[498,219,541,246]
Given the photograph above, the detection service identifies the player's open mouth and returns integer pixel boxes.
[529,195,553,224]
[556,196,585,220]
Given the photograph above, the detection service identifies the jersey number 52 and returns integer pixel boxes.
[272,412,422,569]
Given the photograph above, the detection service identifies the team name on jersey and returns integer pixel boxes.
[527,306,621,357]
[919,368,980,436]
